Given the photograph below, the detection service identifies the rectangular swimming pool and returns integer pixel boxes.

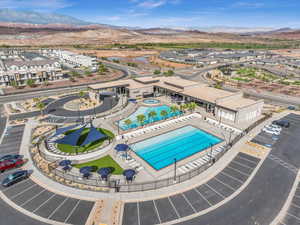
[130,126,222,170]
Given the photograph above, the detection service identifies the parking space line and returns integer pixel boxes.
[220,171,244,184]
[182,193,197,213]
[205,183,225,199]
[294,194,300,199]
[227,165,251,176]
[2,179,32,192]
[20,189,46,207]
[153,200,162,224]
[10,184,37,199]
[168,197,180,219]
[291,203,300,209]
[64,199,80,223]
[237,155,258,165]
[47,197,68,219]
[287,213,300,221]
[137,202,141,225]
[213,177,236,191]
[194,187,213,206]
[231,160,254,170]
[32,193,56,213]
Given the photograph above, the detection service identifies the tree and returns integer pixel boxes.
[26,79,36,88]
[78,90,86,103]
[33,97,40,103]
[136,114,146,126]
[10,80,19,89]
[187,102,197,112]
[170,105,179,115]
[163,70,174,77]
[43,80,50,86]
[98,64,108,74]
[160,110,168,120]
[180,104,186,112]
[148,111,157,122]
[124,119,132,128]
[71,71,80,78]
[153,70,161,75]
[84,69,92,77]
[36,101,45,116]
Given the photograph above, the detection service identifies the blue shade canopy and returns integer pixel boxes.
[80,126,107,146]
[98,167,111,178]
[55,125,86,146]
[114,144,129,152]
[53,124,78,137]
[123,169,136,180]
[79,166,92,174]
[59,160,72,167]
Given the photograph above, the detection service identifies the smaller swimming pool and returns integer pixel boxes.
[143,99,160,105]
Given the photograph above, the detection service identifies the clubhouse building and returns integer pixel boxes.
[89,76,264,124]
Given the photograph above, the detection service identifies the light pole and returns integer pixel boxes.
[174,158,177,182]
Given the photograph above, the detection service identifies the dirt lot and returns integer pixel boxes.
[271,49,300,59]
[149,56,190,69]
[70,49,159,58]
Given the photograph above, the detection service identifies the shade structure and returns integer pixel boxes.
[123,169,136,181]
[55,125,86,146]
[79,166,93,174]
[53,124,78,137]
[114,144,129,152]
[80,126,107,147]
[59,160,72,167]
[98,167,111,179]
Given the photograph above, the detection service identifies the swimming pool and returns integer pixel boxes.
[143,99,161,105]
[118,105,182,130]
[130,126,222,170]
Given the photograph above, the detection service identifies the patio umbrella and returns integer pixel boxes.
[59,160,72,167]
[123,169,136,181]
[98,167,112,179]
[79,166,93,174]
[114,144,129,152]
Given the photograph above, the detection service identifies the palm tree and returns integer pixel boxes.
[36,101,45,116]
[78,91,86,102]
[189,102,197,112]
[137,114,146,126]
[170,105,179,116]
[148,111,157,122]
[160,110,168,120]
[124,119,132,128]
[180,104,186,113]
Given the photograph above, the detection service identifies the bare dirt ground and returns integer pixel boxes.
[4,70,123,94]
[271,49,300,59]
[70,49,159,58]
[149,56,190,68]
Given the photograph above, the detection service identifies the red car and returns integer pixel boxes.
[0,159,26,173]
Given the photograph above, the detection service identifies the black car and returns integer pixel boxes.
[272,120,290,128]
[0,154,23,162]
[2,170,29,187]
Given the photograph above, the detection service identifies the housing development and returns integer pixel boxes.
[0,3,300,225]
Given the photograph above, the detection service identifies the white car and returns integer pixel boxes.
[265,124,282,132]
[262,127,280,136]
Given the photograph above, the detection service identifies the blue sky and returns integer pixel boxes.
[1,0,300,28]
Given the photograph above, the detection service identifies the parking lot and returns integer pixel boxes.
[0,125,24,155]
[122,152,260,225]
[281,182,300,225]
[0,179,94,225]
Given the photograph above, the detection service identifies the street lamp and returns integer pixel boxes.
[174,158,177,182]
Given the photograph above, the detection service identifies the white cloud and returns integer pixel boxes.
[138,0,166,9]
[0,0,72,11]
[232,2,265,8]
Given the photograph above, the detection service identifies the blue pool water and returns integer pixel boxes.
[130,126,222,170]
[118,105,182,130]
[143,99,160,105]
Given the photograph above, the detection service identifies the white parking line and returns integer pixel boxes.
[231,160,254,170]
[168,197,180,219]
[291,203,300,209]
[48,197,68,219]
[64,199,80,223]
[194,188,212,206]
[153,200,162,224]
[137,202,141,225]
[213,177,236,191]
[33,193,56,213]
[205,183,225,199]
[237,155,258,165]
[227,165,250,176]
[10,183,37,199]
[220,171,244,184]
[20,189,46,207]
[182,193,197,213]
[287,212,300,221]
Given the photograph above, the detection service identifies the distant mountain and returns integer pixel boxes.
[0,9,90,25]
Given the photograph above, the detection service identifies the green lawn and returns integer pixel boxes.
[57,128,115,154]
[74,155,124,175]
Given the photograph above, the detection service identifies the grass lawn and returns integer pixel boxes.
[57,128,114,154]
[74,155,124,175]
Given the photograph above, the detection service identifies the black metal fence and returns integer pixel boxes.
[31,113,272,193]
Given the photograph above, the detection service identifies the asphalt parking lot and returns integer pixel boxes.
[0,125,24,155]
[281,182,300,225]
[175,113,300,225]
[122,152,260,225]
[0,179,94,225]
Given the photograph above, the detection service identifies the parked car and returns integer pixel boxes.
[262,127,280,136]
[265,124,282,132]
[272,120,290,128]
[288,106,296,110]
[0,154,23,162]
[0,159,26,173]
[2,170,29,187]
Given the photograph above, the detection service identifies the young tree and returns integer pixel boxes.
[153,70,161,75]
[36,101,45,116]
[10,80,19,89]
[148,111,157,122]
[136,114,146,126]
[26,79,36,88]
[160,110,168,120]
[170,105,179,115]
[84,69,92,77]
[78,90,86,103]
[124,119,132,128]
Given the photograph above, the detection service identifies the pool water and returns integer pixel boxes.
[130,126,222,170]
[118,105,181,130]
[143,99,160,105]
